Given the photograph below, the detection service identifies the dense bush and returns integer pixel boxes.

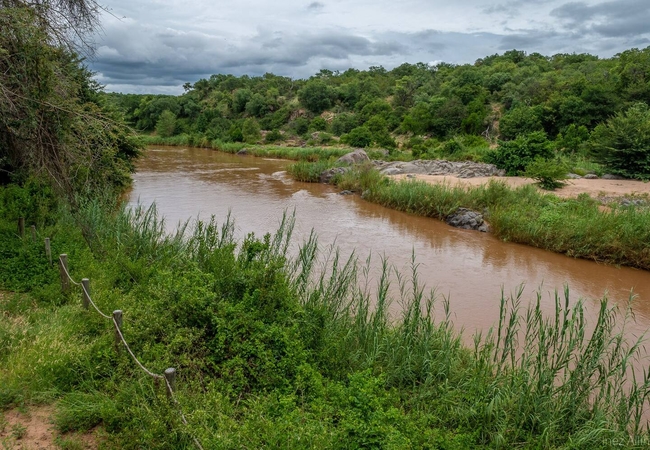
[342,126,373,148]
[588,103,650,180]
[486,131,554,175]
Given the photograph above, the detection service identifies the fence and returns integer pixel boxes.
[19,218,204,450]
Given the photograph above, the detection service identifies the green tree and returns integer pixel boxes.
[298,80,335,113]
[342,127,373,148]
[0,1,141,196]
[588,103,650,179]
[156,110,177,137]
[486,131,553,175]
[242,118,261,143]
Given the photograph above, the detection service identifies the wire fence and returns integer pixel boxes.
[19,218,204,450]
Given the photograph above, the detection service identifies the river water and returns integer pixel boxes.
[128,146,650,340]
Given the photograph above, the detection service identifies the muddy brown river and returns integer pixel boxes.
[129,146,650,341]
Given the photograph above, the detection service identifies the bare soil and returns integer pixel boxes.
[0,406,99,450]
[391,174,650,199]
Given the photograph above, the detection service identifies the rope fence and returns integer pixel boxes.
[19,218,204,450]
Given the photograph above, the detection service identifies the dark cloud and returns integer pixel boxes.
[88,0,650,93]
[551,0,650,37]
[91,23,407,91]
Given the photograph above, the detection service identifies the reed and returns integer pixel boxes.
[2,189,649,448]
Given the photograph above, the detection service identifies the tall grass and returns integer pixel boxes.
[315,165,650,270]
[2,191,650,448]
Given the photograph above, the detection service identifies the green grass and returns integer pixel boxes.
[1,185,650,448]
[293,163,650,270]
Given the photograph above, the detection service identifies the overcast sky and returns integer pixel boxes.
[88,0,650,94]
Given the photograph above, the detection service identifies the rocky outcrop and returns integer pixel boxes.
[445,208,489,232]
[336,149,370,165]
[373,160,505,178]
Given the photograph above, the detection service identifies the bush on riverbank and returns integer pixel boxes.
[1,184,650,448]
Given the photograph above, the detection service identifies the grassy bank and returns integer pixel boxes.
[2,185,650,448]
[287,162,650,271]
[139,134,409,164]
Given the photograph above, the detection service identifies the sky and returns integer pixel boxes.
[88,0,650,94]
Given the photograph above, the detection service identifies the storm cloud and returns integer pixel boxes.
[88,0,650,93]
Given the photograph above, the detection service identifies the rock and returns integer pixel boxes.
[375,159,504,178]
[406,174,416,179]
[236,148,248,155]
[602,173,627,180]
[567,173,582,179]
[336,149,370,165]
[339,190,353,195]
[583,173,599,179]
[445,208,489,232]
[319,167,349,184]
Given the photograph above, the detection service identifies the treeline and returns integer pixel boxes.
[107,47,650,179]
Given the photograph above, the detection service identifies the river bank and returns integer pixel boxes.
[2,181,650,448]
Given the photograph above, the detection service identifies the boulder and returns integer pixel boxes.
[583,173,599,179]
[445,208,489,232]
[567,173,582,179]
[375,159,504,178]
[602,173,627,180]
[236,148,248,155]
[336,149,370,165]
[319,167,350,184]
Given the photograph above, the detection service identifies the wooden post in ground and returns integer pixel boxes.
[113,310,123,352]
[18,217,24,238]
[44,238,52,265]
[30,225,36,242]
[81,278,90,310]
[164,368,177,398]
[59,254,69,294]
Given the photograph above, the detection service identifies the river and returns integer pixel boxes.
[128,146,650,341]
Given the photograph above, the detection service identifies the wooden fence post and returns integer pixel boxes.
[44,238,52,266]
[59,254,69,294]
[30,225,36,242]
[113,310,123,352]
[81,278,90,310]
[164,368,177,397]
[18,217,24,238]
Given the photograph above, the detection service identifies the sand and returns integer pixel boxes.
[391,174,650,200]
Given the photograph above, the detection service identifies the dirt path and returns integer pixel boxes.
[0,406,99,450]
[391,174,650,199]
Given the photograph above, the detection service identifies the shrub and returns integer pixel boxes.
[342,127,373,148]
[587,103,650,180]
[309,117,328,132]
[523,157,568,190]
[265,129,283,143]
[486,131,554,175]
[242,119,261,143]
[155,110,176,138]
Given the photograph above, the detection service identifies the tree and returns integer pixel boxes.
[298,80,335,113]
[588,103,650,180]
[242,118,261,143]
[156,110,177,137]
[0,1,141,196]
[342,127,373,148]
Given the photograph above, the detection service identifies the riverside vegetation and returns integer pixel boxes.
[4,0,650,448]
[3,188,650,449]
